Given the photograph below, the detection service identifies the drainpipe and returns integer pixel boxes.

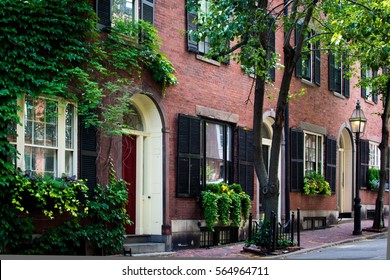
[285,103,291,230]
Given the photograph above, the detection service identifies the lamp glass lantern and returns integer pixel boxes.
[349,101,367,135]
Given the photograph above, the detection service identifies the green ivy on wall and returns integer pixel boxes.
[0,0,177,187]
[0,0,176,254]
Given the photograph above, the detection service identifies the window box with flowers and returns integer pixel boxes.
[201,183,251,231]
[303,172,331,196]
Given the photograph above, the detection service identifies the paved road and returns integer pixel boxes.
[282,235,387,260]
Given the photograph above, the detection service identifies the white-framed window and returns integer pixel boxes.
[369,142,380,168]
[16,95,77,178]
[362,68,378,103]
[295,26,321,85]
[205,121,233,184]
[329,53,350,97]
[97,0,154,29]
[112,0,139,22]
[197,0,211,55]
[304,132,323,174]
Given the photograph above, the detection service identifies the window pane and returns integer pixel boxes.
[25,120,33,144]
[206,123,224,183]
[65,151,73,176]
[33,122,45,145]
[24,146,57,177]
[65,104,74,149]
[25,97,58,147]
[113,0,134,21]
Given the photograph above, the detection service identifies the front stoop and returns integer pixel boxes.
[123,235,166,256]
[123,243,166,256]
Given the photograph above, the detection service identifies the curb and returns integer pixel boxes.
[271,231,387,259]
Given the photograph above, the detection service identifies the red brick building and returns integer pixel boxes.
[12,0,388,252]
[93,0,389,250]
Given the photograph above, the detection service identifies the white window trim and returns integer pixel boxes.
[301,30,314,83]
[369,141,380,168]
[16,95,78,177]
[303,131,324,174]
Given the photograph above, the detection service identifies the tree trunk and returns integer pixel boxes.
[252,0,319,221]
[373,79,390,229]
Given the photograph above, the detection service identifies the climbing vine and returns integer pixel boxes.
[0,0,176,253]
[0,0,177,186]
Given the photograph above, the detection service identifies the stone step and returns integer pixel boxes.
[123,242,166,256]
[123,234,151,244]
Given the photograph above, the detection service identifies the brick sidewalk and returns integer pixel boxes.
[159,218,388,259]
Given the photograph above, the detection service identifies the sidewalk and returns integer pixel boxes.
[157,218,388,259]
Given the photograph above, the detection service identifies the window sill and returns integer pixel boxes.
[364,99,375,105]
[196,54,221,67]
[301,78,316,87]
[333,91,346,100]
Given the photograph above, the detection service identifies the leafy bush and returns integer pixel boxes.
[201,182,251,231]
[303,172,331,196]
[247,219,271,249]
[368,167,380,190]
[1,169,130,255]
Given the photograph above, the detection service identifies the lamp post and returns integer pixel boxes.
[349,100,367,235]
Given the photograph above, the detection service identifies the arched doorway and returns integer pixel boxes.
[122,94,163,235]
[338,128,353,216]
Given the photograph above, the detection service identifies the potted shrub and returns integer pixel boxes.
[368,167,380,191]
[303,172,331,196]
[201,183,251,231]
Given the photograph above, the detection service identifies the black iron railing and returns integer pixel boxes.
[247,209,301,252]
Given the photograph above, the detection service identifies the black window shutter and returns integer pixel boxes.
[314,40,321,85]
[290,128,304,192]
[343,63,350,98]
[141,0,154,24]
[361,69,367,98]
[238,127,254,199]
[326,137,337,193]
[177,114,202,197]
[186,9,198,53]
[295,24,303,78]
[373,70,378,103]
[360,140,369,189]
[79,119,98,197]
[328,53,336,91]
[97,0,112,29]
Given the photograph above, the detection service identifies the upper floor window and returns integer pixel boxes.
[186,0,229,64]
[361,68,378,103]
[97,0,154,29]
[328,53,350,97]
[295,26,321,85]
[304,132,323,174]
[15,96,77,178]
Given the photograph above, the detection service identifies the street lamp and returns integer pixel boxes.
[349,100,367,235]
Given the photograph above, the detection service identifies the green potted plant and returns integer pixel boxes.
[201,183,251,231]
[303,171,331,196]
[368,167,380,191]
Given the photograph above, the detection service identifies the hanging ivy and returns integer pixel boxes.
[0,0,177,187]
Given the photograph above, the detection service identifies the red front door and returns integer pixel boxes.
[122,136,136,234]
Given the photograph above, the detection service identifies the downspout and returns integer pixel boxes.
[285,102,291,229]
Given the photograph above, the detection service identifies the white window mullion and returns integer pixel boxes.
[16,96,26,171]
[57,103,66,177]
